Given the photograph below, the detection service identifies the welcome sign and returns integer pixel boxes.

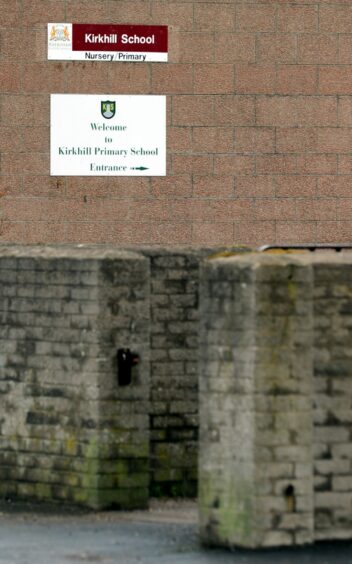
[50,94,166,176]
[48,23,168,62]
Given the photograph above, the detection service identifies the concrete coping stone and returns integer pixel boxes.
[206,249,352,267]
[0,244,147,262]
[0,244,253,261]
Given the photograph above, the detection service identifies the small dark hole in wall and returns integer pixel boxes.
[284,484,295,512]
[117,348,139,386]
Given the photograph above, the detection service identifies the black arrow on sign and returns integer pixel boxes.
[130,166,149,171]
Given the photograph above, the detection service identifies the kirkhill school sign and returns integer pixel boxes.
[48,23,168,62]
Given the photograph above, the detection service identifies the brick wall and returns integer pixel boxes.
[1,1,352,247]
[0,245,150,509]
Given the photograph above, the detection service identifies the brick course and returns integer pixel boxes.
[0,1,351,246]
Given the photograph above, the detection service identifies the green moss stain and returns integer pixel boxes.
[217,485,253,546]
[35,483,52,500]
[82,437,100,489]
[6,423,149,510]
[199,475,255,547]
[65,435,77,456]
[287,280,297,303]
[80,436,101,508]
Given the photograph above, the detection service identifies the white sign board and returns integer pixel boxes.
[50,94,166,176]
[48,23,168,63]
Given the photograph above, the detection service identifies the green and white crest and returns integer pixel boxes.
[101,100,116,119]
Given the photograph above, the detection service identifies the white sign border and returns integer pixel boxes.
[48,23,168,63]
[50,94,167,177]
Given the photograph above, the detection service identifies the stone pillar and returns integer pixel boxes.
[199,252,314,548]
[313,255,352,540]
[0,245,150,510]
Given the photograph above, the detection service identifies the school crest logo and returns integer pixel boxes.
[49,24,71,42]
[101,100,116,119]
[48,23,72,53]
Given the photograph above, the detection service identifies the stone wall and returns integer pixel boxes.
[0,245,150,509]
[0,244,208,506]
[3,242,352,539]
[141,246,247,497]
[0,244,245,506]
[199,250,352,548]
[141,248,201,497]
[313,258,352,540]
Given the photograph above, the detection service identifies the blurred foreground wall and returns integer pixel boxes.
[2,244,352,551]
[199,249,352,548]
[0,245,150,509]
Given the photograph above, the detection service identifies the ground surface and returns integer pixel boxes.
[1,499,352,563]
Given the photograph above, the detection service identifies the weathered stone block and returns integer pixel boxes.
[0,245,150,510]
[199,252,314,549]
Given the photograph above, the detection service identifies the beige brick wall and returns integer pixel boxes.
[1,1,352,246]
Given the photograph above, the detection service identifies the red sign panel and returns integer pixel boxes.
[72,24,168,53]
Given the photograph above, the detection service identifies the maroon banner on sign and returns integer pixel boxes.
[72,24,168,53]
